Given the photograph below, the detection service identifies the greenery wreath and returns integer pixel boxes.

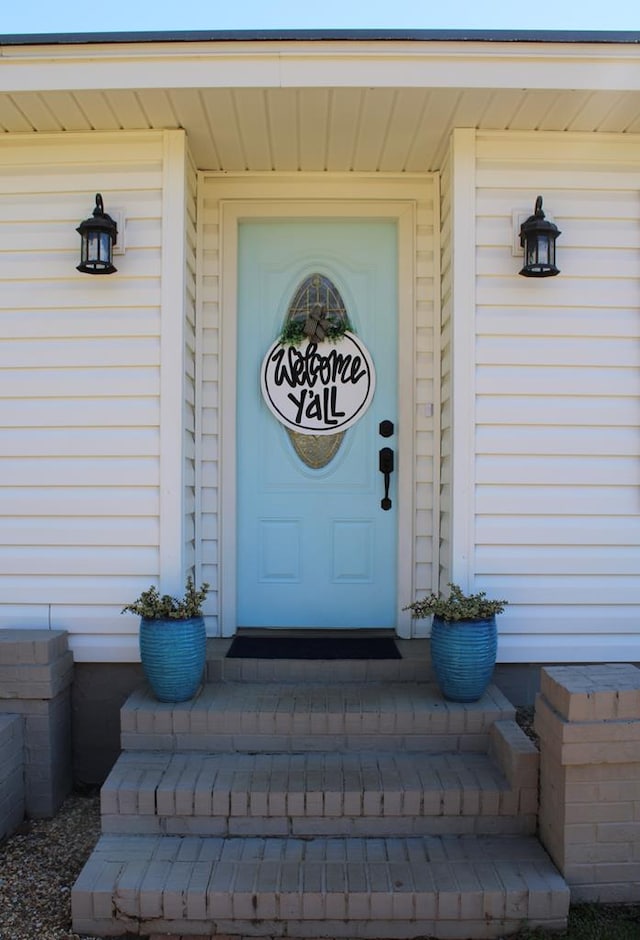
[278,312,353,347]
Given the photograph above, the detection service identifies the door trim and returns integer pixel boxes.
[217,179,418,637]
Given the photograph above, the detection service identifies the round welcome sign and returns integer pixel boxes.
[261,332,376,435]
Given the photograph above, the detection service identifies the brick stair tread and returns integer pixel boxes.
[75,681,559,938]
[72,833,569,939]
[101,749,536,838]
[103,749,524,817]
[120,682,515,753]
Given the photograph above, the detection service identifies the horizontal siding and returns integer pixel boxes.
[0,548,159,577]
[0,517,159,545]
[0,488,159,516]
[0,309,160,339]
[0,131,168,650]
[476,456,637,486]
[476,486,635,516]
[498,604,640,633]
[2,429,159,457]
[0,337,160,369]
[1,457,159,486]
[477,515,639,545]
[0,576,157,606]
[476,365,635,397]
[476,546,640,576]
[473,131,640,651]
[477,426,639,455]
[482,576,640,608]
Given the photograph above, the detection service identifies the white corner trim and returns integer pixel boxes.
[218,200,239,637]
[449,128,477,592]
[430,171,443,601]
[159,129,188,595]
[395,201,417,639]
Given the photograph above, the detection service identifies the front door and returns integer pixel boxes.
[237,218,397,628]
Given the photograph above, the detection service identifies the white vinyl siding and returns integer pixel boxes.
[456,130,640,661]
[0,130,193,660]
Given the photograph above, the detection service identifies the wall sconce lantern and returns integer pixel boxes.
[77,193,118,275]
[518,196,560,277]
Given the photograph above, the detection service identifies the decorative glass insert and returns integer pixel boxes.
[289,273,349,326]
[284,273,350,468]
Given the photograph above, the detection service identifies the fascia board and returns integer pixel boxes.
[1,41,640,93]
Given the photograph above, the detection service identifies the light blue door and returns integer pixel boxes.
[237,219,397,628]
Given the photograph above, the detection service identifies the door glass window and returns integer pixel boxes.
[284,273,349,469]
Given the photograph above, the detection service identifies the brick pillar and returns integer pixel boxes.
[0,714,24,839]
[0,630,74,818]
[535,664,640,903]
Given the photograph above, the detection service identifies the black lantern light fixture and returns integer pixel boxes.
[77,193,118,275]
[518,196,561,278]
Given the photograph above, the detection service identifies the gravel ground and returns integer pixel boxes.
[0,790,101,940]
[515,705,538,748]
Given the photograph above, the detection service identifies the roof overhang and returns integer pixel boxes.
[1,31,639,172]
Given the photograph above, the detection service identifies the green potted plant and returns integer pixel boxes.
[122,576,209,703]
[404,583,508,702]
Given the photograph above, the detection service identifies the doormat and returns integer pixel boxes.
[226,636,401,660]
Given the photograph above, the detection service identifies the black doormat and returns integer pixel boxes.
[226,635,401,660]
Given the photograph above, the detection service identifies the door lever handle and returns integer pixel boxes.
[379,447,394,511]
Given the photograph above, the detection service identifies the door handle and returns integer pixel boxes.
[379,447,394,511]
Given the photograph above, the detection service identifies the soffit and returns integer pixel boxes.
[1,39,639,172]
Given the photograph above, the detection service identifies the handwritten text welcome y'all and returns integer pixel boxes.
[268,342,366,426]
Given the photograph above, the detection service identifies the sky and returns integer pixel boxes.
[1,0,639,36]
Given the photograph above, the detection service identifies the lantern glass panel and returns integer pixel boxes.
[537,235,549,266]
[87,233,101,263]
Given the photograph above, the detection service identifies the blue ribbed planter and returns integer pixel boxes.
[139,616,206,703]
[430,614,497,703]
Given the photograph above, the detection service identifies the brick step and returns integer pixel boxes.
[206,638,433,684]
[72,833,569,939]
[101,748,538,838]
[120,682,515,753]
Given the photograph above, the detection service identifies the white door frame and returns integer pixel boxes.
[215,176,419,637]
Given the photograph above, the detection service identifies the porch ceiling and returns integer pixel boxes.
[1,37,639,172]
